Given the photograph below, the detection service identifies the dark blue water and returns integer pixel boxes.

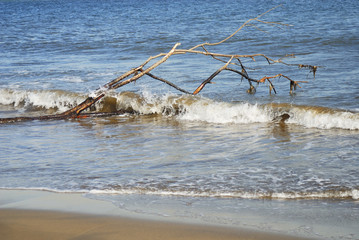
[1,0,359,239]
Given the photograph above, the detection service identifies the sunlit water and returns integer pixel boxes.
[1,0,358,239]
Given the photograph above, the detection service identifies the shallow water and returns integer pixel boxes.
[1,0,359,239]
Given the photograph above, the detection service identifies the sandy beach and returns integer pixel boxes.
[0,189,316,240]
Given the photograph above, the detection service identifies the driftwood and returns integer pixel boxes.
[0,6,318,124]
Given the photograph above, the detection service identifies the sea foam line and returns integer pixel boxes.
[1,88,358,130]
[2,187,358,200]
[285,105,359,130]
[88,188,359,200]
[0,88,85,112]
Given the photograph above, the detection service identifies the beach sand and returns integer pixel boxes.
[0,190,315,240]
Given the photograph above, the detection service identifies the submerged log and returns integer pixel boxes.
[0,111,132,124]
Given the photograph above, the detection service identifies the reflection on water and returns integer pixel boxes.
[270,117,291,143]
[87,192,359,239]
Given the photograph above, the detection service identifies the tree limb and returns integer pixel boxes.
[0,6,319,124]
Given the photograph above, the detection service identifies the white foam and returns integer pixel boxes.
[178,99,271,124]
[129,91,359,129]
[115,90,186,115]
[2,88,358,130]
[287,107,359,130]
[88,85,109,98]
[114,90,272,124]
[352,189,359,200]
[88,188,359,200]
[2,186,358,200]
[0,88,85,112]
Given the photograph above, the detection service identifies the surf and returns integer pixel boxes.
[1,88,358,130]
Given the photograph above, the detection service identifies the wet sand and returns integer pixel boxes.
[0,190,315,240]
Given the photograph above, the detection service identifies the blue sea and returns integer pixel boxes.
[1,0,358,239]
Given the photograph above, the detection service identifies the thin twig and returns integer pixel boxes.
[139,69,191,94]
[193,56,234,95]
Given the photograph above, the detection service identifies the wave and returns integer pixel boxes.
[265,103,359,130]
[2,187,358,200]
[1,88,358,130]
[88,188,359,200]
[0,88,86,113]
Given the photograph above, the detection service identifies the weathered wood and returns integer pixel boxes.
[0,111,131,124]
[140,70,191,95]
[1,6,318,124]
[193,57,234,95]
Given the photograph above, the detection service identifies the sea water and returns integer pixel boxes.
[0,0,358,239]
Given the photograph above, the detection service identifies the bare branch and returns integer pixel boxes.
[139,69,191,94]
[62,43,181,116]
[189,5,284,51]
[0,6,319,124]
[193,57,234,95]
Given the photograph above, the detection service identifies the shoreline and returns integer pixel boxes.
[0,189,316,240]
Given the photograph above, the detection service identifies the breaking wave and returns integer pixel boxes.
[0,88,86,113]
[2,187,358,200]
[1,88,358,130]
[88,188,359,200]
[265,103,359,130]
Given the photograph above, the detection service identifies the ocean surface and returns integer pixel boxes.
[1,0,358,239]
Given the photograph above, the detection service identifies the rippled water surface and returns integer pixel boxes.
[1,0,358,239]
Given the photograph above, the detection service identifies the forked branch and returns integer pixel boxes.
[0,6,319,124]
